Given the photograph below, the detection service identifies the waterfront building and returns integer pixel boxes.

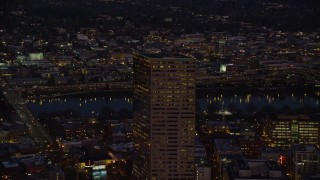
[133,53,196,179]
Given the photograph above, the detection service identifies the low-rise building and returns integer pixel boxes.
[0,161,21,179]
[196,166,211,180]
[239,136,264,159]
[290,144,320,180]
[0,122,29,143]
[224,159,284,180]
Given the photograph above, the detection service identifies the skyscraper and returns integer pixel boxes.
[133,53,196,179]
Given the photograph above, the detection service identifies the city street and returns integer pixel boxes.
[0,77,53,147]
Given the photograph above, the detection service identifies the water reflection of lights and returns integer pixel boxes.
[215,110,232,115]
[245,94,251,103]
[27,93,316,116]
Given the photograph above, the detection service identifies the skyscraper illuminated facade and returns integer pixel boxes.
[133,53,196,179]
[264,115,320,148]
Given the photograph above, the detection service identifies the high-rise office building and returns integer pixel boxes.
[133,53,196,179]
[263,114,320,148]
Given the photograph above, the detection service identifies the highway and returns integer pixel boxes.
[0,77,53,147]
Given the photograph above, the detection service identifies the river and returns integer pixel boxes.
[27,91,319,117]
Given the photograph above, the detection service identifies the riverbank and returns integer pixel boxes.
[196,85,320,98]
[23,85,320,100]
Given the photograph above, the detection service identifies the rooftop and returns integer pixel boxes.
[226,159,284,180]
[266,160,282,171]
[1,161,19,169]
[237,159,250,170]
[214,139,241,153]
[291,144,319,152]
